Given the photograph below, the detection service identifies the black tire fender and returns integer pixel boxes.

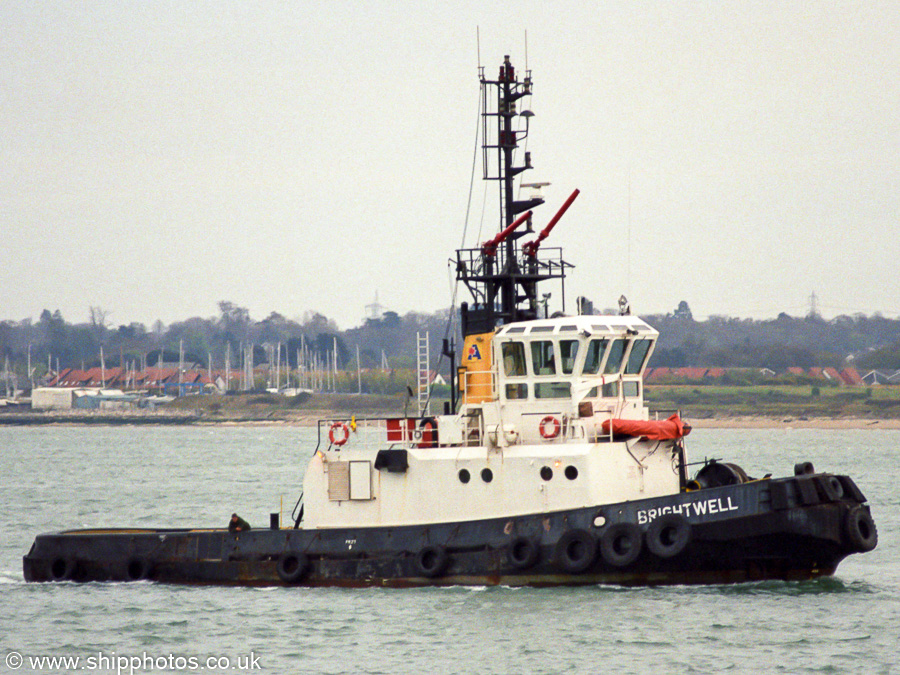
[49,557,76,582]
[276,553,310,583]
[415,545,449,578]
[508,536,540,570]
[817,475,845,502]
[645,514,691,559]
[845,506,878,552]
[125,557,154,581]
[600,523,642,567]
[554,530,597,573]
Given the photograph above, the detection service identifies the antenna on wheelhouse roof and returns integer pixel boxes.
[627,174,632,300]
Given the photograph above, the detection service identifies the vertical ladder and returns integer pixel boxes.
[416,331,430,416]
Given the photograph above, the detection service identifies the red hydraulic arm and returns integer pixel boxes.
[482,210,533,257]
[522,189,580,257]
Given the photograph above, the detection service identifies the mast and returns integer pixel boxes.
[456,56,573,337]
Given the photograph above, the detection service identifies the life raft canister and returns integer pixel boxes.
[539,416,561,440]
[328,422,351,446]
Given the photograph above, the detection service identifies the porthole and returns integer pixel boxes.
[540,466,553,481]
[481,468,493,483]
[458,469,471,484]
[565,465,578,480]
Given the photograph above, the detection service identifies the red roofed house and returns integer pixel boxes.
[840,368,864,386]
[644,367,671,383]
[674,367,708,380]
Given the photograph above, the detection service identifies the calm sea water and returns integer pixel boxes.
[1,425,897,675]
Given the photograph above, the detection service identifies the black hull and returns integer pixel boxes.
[23,473,876,587]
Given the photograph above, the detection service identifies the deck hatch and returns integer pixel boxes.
[350,461,373,500]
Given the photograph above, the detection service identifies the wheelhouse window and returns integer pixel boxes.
[623,381,640,398]
[583,339,608,375]
[531,341,556,375]
[535,382,572,399]
[625,339,652,375]
[601,381,619,397]
[560,340,579,374]
[505,383,528,399]
[603,339,627,374]
[502,342,527,377]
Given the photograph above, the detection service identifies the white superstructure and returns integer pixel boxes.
[302,314,685,529]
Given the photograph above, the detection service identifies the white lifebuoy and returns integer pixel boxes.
[328,422,350,446]
[539,416,561,440]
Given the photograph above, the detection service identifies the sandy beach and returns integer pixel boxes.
[687,416,900,430]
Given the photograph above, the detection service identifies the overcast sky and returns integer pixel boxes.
[2,1,898,330]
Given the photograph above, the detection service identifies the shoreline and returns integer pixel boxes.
[687,416,900,430]
[2,412,900,430]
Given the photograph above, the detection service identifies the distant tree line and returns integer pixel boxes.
[0,302,459,387]
[644,303,900,371]
[1,300,898,387]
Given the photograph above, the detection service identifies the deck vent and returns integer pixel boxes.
[328,462,350,501]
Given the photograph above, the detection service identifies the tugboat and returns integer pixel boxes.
[24,56,877,587]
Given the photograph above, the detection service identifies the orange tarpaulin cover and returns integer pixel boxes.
[600,413,691,440]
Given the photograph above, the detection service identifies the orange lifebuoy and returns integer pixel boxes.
[329,422,351,446]
[539,415,561,440]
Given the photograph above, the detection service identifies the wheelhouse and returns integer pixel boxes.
[495,316,657,406]
[456,315,658,427]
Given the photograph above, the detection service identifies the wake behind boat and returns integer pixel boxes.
[23,56,877,587]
